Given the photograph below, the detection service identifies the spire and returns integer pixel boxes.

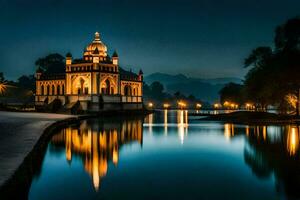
[139,69,143,75]
[112,50,118,57]
[94,32,100,41]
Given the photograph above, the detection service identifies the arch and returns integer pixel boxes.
[124,85,132,96]
[72,76,89,95]
[57,85,61,95]
[52,85,55,95]
[100,77,116,95]
[101,79,111,94]
[41,85,44,95]
[46,85,50,95]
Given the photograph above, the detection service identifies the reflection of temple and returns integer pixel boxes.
[35,32,143,111]
[50,119,143,191]
[225,124,300,199]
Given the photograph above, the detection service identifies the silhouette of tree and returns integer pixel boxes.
[35,53,65,74]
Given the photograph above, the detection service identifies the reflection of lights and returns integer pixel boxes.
[50,120,143,191]
[148,113,153,134]
[263,126,267,141]
[246,125,249,137]
[287,126,299,156]
[177,110,188,144]
[224,124,234,140]
[112,147,119,165]
[164,109,168,135]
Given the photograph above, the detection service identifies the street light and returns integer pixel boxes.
[196,103,202,109]
[148,102,153,108]
[163,103,170,109]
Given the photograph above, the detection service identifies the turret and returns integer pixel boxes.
[138,69,143,81]
[35,67,43,80]
[66,52,72,65]
[112,50,118,65]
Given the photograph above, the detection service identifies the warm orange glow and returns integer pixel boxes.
[177,110,188,144]
[148,102,153,108]
[224,124,234,140]
[163,103,170,109]
[196,103,202,109]
[287,126,299,156]
[50,119,143,190]
[285,94,298,109]
[223,101,230,107]
[214,103,221,109]
[0,82,7,95]
[178,101,187,109]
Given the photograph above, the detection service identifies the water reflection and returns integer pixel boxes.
[224,123,300,198]
[50,119,143,191]
[23,111,300,200]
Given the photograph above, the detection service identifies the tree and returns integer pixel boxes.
[275,17,300,51]
[0,72,5,83]
[219,82,244,105]
[17,75,35,91]
[150,81,164,97]
[244,47,273,68]
[242,17,300,114]
[35,53,65,74]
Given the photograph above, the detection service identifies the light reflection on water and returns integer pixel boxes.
[28,110,300,200]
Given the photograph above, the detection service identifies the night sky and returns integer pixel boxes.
[1,0,300,80]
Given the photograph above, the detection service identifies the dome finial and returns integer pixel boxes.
[94,32,100,41]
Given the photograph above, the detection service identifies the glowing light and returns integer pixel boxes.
[224,124,234,140]
[214,103,221,109]
[177,110,188,144]
[285,94,298,109]
[148,102,153,108]
[223,101,230,107]
[196,103,202,109]
[245,103,254,110]
[178,101,187,109]
[287,126,299,156]
[0,82,7,95]
[163,103,170,109]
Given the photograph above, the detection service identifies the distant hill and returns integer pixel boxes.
[144,73,243,102]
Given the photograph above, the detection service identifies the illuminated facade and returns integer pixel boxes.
[35,32,143,111]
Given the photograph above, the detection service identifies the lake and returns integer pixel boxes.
[28,110,300,200]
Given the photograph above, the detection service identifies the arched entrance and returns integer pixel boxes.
[124,85,132,96]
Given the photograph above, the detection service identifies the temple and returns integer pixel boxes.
[35,32,143,112]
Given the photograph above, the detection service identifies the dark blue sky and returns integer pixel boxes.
[1,0,300,80]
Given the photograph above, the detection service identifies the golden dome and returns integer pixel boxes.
[84,32,107,57]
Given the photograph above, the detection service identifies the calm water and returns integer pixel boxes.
[28,110,300,200]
